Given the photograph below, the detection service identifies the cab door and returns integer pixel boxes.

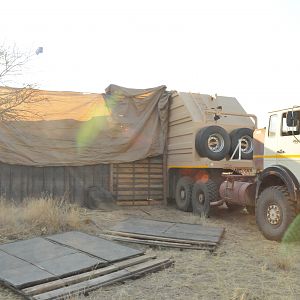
[276,110,300,175]
[264,113,279,169]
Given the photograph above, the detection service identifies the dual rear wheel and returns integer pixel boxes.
[175,176,218,216]
[175,179,297,241]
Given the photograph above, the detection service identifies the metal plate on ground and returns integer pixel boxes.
[0,231,143,291]
[110,218,225,244]
[47,231,142,262]
[0,237,77,264]
[0,250,55,288]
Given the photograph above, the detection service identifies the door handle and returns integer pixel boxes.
[277,149,285,154]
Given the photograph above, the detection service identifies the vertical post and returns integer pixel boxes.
[109,163,114,193]
[163,152,168,205]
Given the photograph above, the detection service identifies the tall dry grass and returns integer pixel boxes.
[0,196,82,242]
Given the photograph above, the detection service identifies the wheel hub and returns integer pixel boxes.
[240,135,253,154]
[180,189,186,200]
[208,133,225,153]
[267,204,281,225]
[198,193,205,204]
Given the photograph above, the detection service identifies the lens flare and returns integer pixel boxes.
[76,98,111,149]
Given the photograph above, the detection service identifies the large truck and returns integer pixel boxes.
[167,92,299,241]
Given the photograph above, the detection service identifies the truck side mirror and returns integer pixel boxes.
[286,110,300,127]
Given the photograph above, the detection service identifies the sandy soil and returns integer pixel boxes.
[1,204,299,300]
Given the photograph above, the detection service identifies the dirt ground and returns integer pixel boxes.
[1,204,300,300]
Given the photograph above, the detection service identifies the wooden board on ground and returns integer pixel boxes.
[107,218,225,250]
[0,231,174,299]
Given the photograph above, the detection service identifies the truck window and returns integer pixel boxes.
[281,112,300,136]
[268,114,278,137]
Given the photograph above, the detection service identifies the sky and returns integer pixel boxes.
[1,0,300,126]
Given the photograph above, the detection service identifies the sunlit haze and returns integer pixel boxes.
[1,0,300,126]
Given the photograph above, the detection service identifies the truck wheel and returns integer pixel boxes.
[230,128,253,159]
[256,186,297,241]
[192,179,218,217]
[195,126,231,161]
[175,176,193,211]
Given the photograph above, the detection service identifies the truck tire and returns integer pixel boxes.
[230,128,253,160]
[256,186,297,241]
[192,179,218,217]
[175,176,193,211]
[195,126,231,161]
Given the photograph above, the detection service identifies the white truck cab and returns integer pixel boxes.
[264,107,300,173]
[255,107,300,240]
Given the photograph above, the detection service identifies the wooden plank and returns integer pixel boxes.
[32,167,44,198]
[53,167,64,198]
[113,179,163,184]
[20,165,29,201]
[10,165,22,203]
[71,167,84,204]
[0,163,11,199]
[109,164,114,193]
[111,229,220,243]
[116,196,152,201]
[116,190,161,196]
[114,171,162,176]
[116,185,163,189]
[112,218,224,238]
[23,255,156,296]
[43,167,54,198]
[33,259,173,300]
[102,234,216,251]
[106,231,217,246]
[114,184,163,190]
[116,200,162,206]
[114,173,163,179]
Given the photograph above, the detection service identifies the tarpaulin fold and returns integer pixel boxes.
[0,85,171,166]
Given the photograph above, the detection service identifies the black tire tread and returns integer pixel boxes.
[175,176,194,212]
[230,127,253,160]
[192,179,218,216]
[206,179,218,202]
[195,126,231,161]
[256,185,297,241]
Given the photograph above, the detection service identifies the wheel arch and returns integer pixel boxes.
[256,165,300,207]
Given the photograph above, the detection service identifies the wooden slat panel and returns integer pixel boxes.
[114,174,163,179]
[32,167,44,198]
[10,165,22,202]
[0,163,110,204]
[116,195,163,201]
[44,167,54,197]
[113,156,163,203]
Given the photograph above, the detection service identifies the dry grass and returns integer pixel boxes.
[0,204,300,300]
[0,196,82,242]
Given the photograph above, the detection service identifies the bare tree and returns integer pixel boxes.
[0,45,45,121]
